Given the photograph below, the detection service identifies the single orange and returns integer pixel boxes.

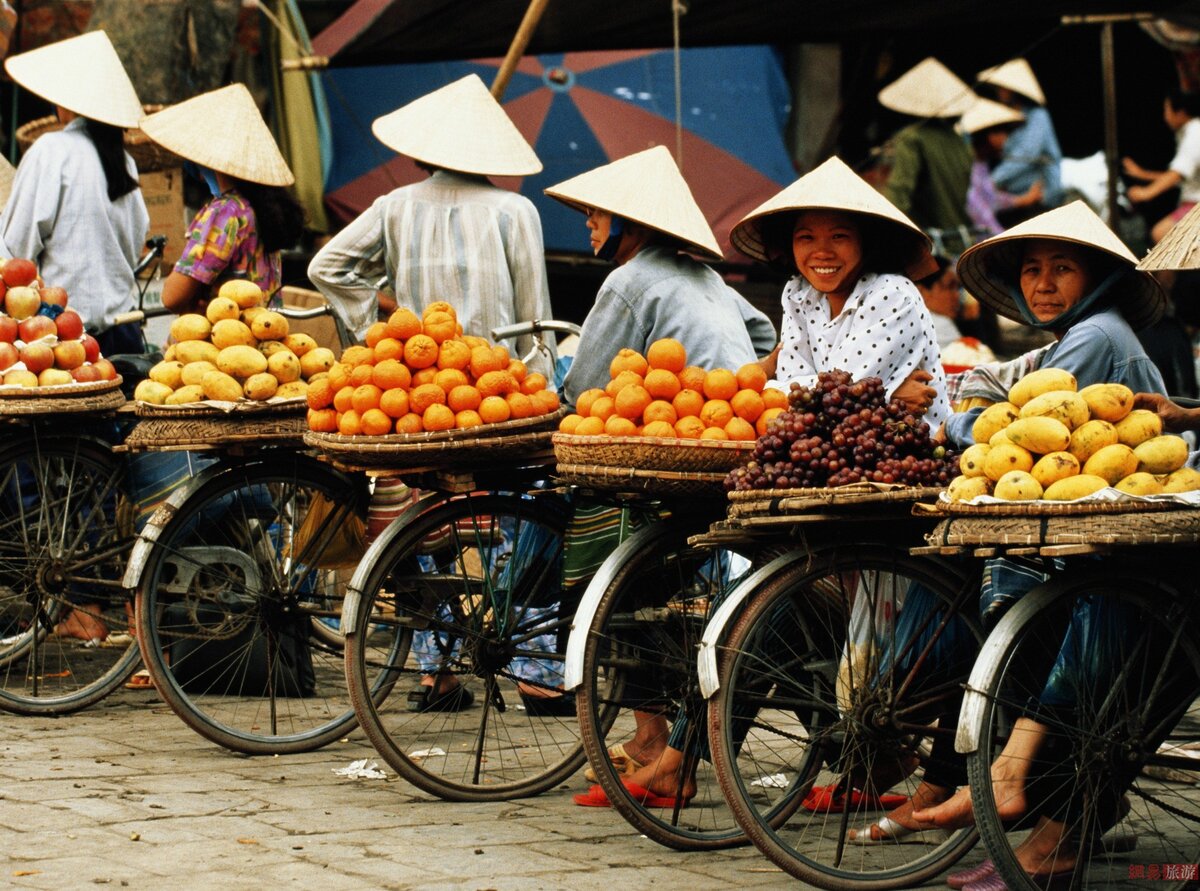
[703,368,739,401]
[403,334,439,369]
[521,372,547,395]
[372,358,412,392]
[736,362,769,393]
[647,338,687,373]
[341,345,374,368]
[326,362,351,392]
[642,420,676,438]
[478,395,511,424]
[306,377,335,410]
[409,382,447,414]
[589,395,616,421]
[575,388,606,417]
[373,337,405,363]
[395,412,423,434]
[756,406,785,436]
[678,365,707,392]
[724,417,757,441]
[614,385,652,420]
[605,415,638,436]
[574,416,605,436]
[337,409,362,436]
[699,399,734,428]
[730,389,766,423]
[333,386,354,413]
[349,363,375,387]
[762,387,788,409]
[350,384,383,414]
[644,368,682,400]
[364,322,388,349]
[360,408,392,436]
[412,366,439,387]
[307,408,337,432]
[506,392,535,419]
[461,334,489,351]
[437,339,472,371]
[423,403,456,431]
[491,345,511,368]
[609,348,649,379]
[531,389,560,414]
[672,388,705,418]
[455,409,484,429]
[477,369,519,397]
[447,384,482,412]
[423,310,457,344]
[385,308,422,341]
[434,368,470,393]
[470,345,503,378]
[605,370,644,397]
[422,300,457,322]
[700,426,729,440]
[559,413,585,433]
[507,359,527,382]
[379,388,410,419]
[643,399,678,426]
[674,416,705,439]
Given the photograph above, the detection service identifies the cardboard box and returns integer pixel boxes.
[140,167,186,268]
[279,286,343,353]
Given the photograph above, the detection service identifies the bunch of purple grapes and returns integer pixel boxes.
[724,369,956,491]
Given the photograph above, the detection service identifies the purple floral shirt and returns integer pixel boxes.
[174,191,280,297]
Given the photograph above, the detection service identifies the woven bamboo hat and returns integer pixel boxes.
[878,57,975,119]
[958,200,1164,329]
[139,84,294,186]
[372,74,541,177]
[5,31,142,128]
[976,58,1046,106]
[1138,202,1200,271]
[543,145,722,260]
[960,97,1025,135]
[729,156,935,280]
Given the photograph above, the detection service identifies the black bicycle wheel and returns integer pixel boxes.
[710,544,982,890]
[0,432,138,714]
[135,452,370,754]
[343,491,578,801]
[967,568,1200,891]
[575,518,762,850]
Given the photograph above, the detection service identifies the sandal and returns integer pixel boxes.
[584,742,645,783]
[518,690,576,717]
[573,779,691,809]
[802,784,908,813]
[406,684,475,713]
[847,814,950,845]
[124,669,154,691]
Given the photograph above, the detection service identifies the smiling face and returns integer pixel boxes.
[1018,240,1094,324]
[792,210,866,303]
[586,208,612,256]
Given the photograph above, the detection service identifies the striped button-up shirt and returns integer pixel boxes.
[307,171,555,375]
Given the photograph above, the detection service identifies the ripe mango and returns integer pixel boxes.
[276,380,308,400]
[948,475,993,503]
[1078,383,1133,423]
[267,350,301,384]
[260,340,291,357]
[1082,443,1139,485]
[1031,451,1080,488]
[1043,474,1109,501]
[1067,419,1118,464]
[205,296,240,324]
[1115,472,1162,496]
[200,370,243,402]
[984,441,1035,481]
[1114,410,1163,448]
[211,318,256,350]
[148,360,184,390]
[169,313,211,343]
[165,384,205,405]
[972,401,1019,444]
[174,340,219,365]
[1019,390,1089,429]
[218,279,264,309]
[283,333,317,357]
[1133,435,1189,475]
[1161,466,1200,494]
[162,344,176,362]
[243,372,278,401]
[217,344,268,380]
[960,443,991,477]
[1008,367,1077,408]
[989,428,1012,447]
[241,306,266,325]
[994,470,1043,501]
[250,311,289,342]
[180,361,218,387]
[299,347,336,378]
[133,379,172,405]
[1004,417,1072,454]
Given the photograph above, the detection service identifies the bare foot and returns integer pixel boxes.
[53,605,108,642]
[625,746,697,801]
[622,709,670,765]
[912,767,1027,829]
[847,781,949,841]
[1015,817,1077,877]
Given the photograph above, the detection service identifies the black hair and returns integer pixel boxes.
[756,210,918,277]
[1166,85,1200,118]
[234,178,305,252]
[83,118,138,201]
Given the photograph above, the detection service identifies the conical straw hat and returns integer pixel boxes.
[372,74,541,177]
[139,84,294,186]
[976,58,1046,106]
[0,156,14,211]
[5,31,142,128]
[1139,202,1200,271]
[878,57,975,119]
[729,156,935,280]
[543,145,722,260]
[959,97,1025,135]
[958,201,1164,330]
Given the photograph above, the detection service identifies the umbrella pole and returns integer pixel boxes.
[492,0,552,100]
[1101,21,1119,229]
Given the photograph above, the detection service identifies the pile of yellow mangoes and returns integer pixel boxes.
[947,367,1200,502]
[133,281,335,405]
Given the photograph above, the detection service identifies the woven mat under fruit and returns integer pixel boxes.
[555,463,728,499]
[926,508,1200,549]
[919,497,1188,517]
[0,377,125,416]
[552,433,754,474]
[728,483,945,520]
[122,413,308,452]
[133,397,306,418]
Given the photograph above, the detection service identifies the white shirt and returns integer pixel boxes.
[771,271,951,428]
[0,118,148,330]
[307,170,555,375]
[1170,117,1200,204]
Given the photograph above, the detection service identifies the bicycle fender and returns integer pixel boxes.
[339,489,448,636]
[954,580,1066,755]
[696,550,814,700]
[562,523,675,691]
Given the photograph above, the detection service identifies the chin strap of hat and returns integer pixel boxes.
[597,215,626,261]
[1009,264,1127,331]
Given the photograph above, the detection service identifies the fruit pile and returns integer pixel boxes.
[305,302,560,436]
[0,257,119,388]
[725,369,957,492]
[558,338,786,440]
[135,280,331,406]
[948,367,1200,502]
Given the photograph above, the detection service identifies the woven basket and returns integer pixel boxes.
[728,483,944,519]
[16,105,180,172]
[555,463,729,499]
[552,433,755,473]
[0,376,125,416]
[927,508,1200,548]
[123,413,308,452]
[133,398,306,419]
[932,498,1182,517]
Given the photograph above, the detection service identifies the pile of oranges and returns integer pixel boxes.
[559,338,786,441]
[306,302,560,436]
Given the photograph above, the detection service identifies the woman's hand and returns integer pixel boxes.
[931,423,947,445]
[1133,392,1200,433]
[892,369,936,415]
[759,343,780,380]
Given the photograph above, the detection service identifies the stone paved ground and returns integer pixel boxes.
[0,688,962,890]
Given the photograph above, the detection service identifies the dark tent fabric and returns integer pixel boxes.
[313,0,1194,67]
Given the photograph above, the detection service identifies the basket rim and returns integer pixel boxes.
[134,397,306,418]
[551,432,755,450]
[0,375,123,398]
[307,408,565,448]
[728,482,939,501]
[932,498,1189,516]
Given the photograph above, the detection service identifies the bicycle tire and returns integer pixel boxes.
[710,544,981,890]
[343,491,579,801]
[135,452,370,754]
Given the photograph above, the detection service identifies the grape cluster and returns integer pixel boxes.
[725,369,956,491]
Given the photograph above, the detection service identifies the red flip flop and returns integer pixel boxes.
[573,780,689,809]
[801,784,908,813]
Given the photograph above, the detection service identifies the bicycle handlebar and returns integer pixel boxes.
[490,320,581,342]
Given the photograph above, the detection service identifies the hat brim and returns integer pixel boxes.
[545,193,723,262]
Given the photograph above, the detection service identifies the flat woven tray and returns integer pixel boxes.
[0,376,125,415]
[552,433,755,473]
[122,413,309,452]
[926,508,1200,548]
[134,398,306,419]
[728,484,945,519]
[924,498,1182,517]
[555,463,728,499]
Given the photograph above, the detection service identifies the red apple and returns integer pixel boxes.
[3,369,37,387]
[52,340,85,370]
[18,314,56,343]
[91,358,117,381]
[54,309,83,341]
[38,367,73,386]
[81,334,100,363]
[40,286,67,308]
[19,342,53,373]
[0,315,16,344]
[3,258,38,288]
[71,364,100,383]
[5,286,40,321]
[0,342,17,371]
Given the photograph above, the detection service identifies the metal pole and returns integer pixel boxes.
[1101,21,1119,230]
[491,0,552,100]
